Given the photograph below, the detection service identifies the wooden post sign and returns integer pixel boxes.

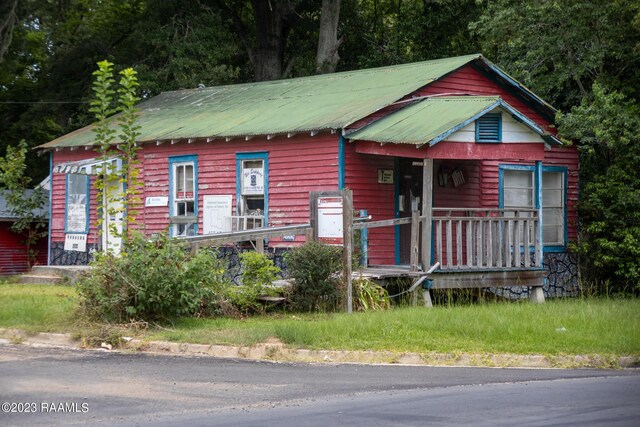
[309,190,344,245]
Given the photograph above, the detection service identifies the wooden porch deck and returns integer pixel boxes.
[356,264,546,305]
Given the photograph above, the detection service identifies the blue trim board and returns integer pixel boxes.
[64,174,90,234]
[48,153,53,265]
[338,133,345,189]
[359,209,368,266]
[168,154,199,236]
[236,152,269,226]
[535,161,544,261]
[499,163,569,252]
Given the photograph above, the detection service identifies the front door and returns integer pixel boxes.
[398,159,423,264]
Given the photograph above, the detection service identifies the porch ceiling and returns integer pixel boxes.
[345,96,560,147]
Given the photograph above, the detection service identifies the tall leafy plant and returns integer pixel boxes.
[89,60,141,250]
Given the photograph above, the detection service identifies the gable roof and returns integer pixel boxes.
[346,96,561,146]
[39,54,556,149]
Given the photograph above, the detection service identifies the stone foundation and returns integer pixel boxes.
[50,242,96,266]
[490,252,579,299]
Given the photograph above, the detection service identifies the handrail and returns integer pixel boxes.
[180,223,311,246]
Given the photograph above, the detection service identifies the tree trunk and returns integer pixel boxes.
[316,0,341,74]
[0,0,18,63]
[251,0,290,81]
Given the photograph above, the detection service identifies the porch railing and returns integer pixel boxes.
[432,208,541,271]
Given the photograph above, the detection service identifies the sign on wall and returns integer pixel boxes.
[242,167,264,195]
[64,233,87,252]
[203,195,232,234]
[317,196,343,245]
[145,196,169,207]
[66,202,87,233]
[377,169,394,184]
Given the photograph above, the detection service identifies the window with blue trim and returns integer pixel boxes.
[65,174,89,233]
[236,153,268,230]
[476,113,502,143]
[501,165,567,249]
[169,156,198,237]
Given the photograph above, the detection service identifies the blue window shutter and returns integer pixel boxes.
[476,113,502,143]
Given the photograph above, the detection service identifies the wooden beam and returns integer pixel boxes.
[422,159,434,270]
[410,210,420,271]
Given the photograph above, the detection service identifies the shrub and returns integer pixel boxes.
[227,251,282,314]
[353,277,390,311]
[285,241,343,312]
[77,232,228,323]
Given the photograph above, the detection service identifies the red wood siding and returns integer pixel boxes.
[344,141,396,265]
[0,222,47,275]
[51,133,340,248]
[416,64,557,135]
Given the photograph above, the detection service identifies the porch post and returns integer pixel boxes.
[535,160,543,267]
[421,159,434,270]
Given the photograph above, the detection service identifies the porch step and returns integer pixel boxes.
[19,274,66,285]
[19,266,91,285]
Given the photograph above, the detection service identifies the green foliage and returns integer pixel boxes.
[285,242,343,312]
[352,277,390,311]
[89,60,142,247]
[0,140,48,268]
[471,0,640,109]
[226,251,282,315]
[558,84,640,292]
[76,233,228,323]
[240,251,282,287]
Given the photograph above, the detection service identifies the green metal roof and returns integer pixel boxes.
[40,54,483,149]
[346,96,560,146]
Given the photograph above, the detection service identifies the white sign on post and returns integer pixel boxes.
[203,195,232,234]
[317,196,343,245]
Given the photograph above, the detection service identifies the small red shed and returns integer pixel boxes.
[39,54,579,297]
[0,190,49,276]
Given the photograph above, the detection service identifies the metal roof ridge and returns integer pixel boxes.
[153,53,483,97]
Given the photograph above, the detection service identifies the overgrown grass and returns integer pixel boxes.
[0,283,77,333]
[1,282,638,356]
[148,299,640,356]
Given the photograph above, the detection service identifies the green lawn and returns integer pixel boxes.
[1,282,638,357]
[0,283,78,333]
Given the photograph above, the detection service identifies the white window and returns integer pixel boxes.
[66,174,89,233]
[237,159,265,229]
[502,167,566,247]
[171,159,197,236]
[542,172,565,246]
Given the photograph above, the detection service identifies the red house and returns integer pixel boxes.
[39,54,579,297]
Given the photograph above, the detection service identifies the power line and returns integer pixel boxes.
[0,101,88,104]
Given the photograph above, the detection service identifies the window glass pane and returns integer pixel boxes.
[542,171,565,245]
[504,170,534,208]
[176,165,185,196]
[185,165,194,192]
[66,174,88,233]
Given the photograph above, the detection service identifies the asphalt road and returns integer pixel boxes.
[0,344,638,426]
